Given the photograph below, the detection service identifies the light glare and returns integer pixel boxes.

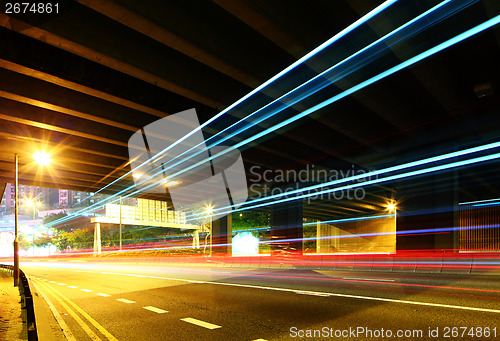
[33,151,51,166]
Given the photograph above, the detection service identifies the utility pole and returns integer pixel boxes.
[119,196,122,251]
[13,154,19,287]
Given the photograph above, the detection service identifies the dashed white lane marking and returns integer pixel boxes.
[343,277,395,282]
[97,293,111,297]
[143,306,168,314]
[103,272,500,314]
[116,298,135,304]
[49,281,56,283]
[68,286,78,289]
[80,289,92,292]
[295,290,330,297]
[181,317,221,330]
[54,269,500,315]
[57,283,66,285]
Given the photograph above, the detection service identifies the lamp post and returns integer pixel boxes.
[387,202,397,220]
[119,196,122,251]
[13,154,19,286]
[206,206,213,256]
[27,199,42,256]
[387,202,397,249]
[13,150,51,286]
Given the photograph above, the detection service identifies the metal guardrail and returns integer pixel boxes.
[1,264,38,341]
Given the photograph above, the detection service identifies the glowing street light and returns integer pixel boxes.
[33,150,51,166]
[386,201,397,233]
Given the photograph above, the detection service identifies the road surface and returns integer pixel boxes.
[21,260,500,340]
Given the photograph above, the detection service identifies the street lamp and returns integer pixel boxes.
[387,201,397,233]
[13,151,51,286]
[206,206,213,256]
[26,199,42,256]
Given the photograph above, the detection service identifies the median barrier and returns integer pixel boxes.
[470,254,500,275]
[437,255,472,274]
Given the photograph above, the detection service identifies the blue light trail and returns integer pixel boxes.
[45,7,500,228]
[92,0,398,195]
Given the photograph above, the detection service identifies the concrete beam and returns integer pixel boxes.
[76,0,261,89]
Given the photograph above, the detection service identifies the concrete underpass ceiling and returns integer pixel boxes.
[0,0,498,213]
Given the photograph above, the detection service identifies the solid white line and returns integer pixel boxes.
[98,271,500,314]
[68,286,78,289]
[213,282,500,314]
[295,291,330,297]
[80,289,92,292]
[97,293,111,297]
[143,306,168,314]
[181,317,221,330]
[343,277,395,282]
[116,298,135,304]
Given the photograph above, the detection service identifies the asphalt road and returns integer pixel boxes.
[20,260,500,341]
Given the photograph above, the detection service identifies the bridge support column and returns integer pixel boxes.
[192,230,200,249]
[93,223,101,255]
[211,214,232,255]
[270,199,303,255]
[396,172,457,252]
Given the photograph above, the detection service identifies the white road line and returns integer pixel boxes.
[96,293,111,297]
[343,277,395,282]
[116,298,135,304]
[68,286,78,289]
[49,281,56,283]
[181,317,221,330]
[143,306,168,314]
[80,289,92,292]
[96,271,500,314]
[295,291,330,297]
[57,283,66,285]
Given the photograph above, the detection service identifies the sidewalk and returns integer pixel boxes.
[0,270,27,341]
